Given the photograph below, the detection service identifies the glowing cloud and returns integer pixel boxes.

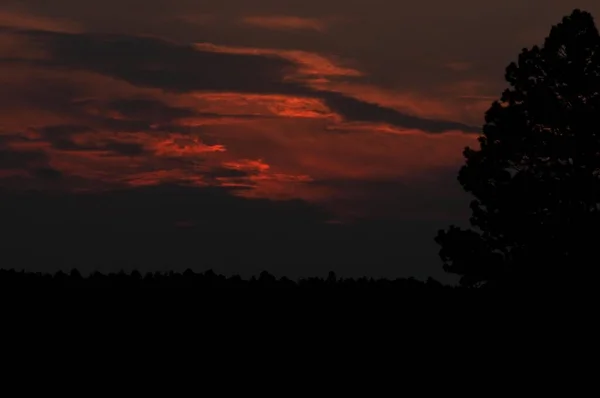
[152,135,226,157]
[193,42,362,80]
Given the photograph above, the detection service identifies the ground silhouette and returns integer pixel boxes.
[435,9,600,288]
[0,268,455,289]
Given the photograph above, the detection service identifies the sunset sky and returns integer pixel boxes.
[1,1,598,281]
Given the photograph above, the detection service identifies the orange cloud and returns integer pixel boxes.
[222,159,270,173]
[152,135,226,157]
[219,158,313,199]
[1,55,477,194]
[189,92,337,120]
[30,131,225,190]
[191,42,483,130]
[193,43,362,80]
[198,114,476,184]
[241,16,326,32]
[213,119,476,209]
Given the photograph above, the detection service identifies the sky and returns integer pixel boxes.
[1,1,599,281]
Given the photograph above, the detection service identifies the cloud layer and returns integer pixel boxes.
[0,23,480,201]
[3,2,597,279]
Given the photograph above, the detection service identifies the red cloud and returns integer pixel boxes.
[0,24,482,221]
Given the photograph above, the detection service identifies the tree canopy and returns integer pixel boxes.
[435,9,600,288]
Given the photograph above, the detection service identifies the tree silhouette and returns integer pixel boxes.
[0,268,454,289]
[435,9,600,287]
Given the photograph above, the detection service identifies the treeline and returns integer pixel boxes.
[0,268,457,288]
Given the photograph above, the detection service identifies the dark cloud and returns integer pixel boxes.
[51,138,145,156]
[49,138,86,151]
[0,148,49,169]
[33,167,63,180]
[0,133,20,146]
[14,28,302,94]
[98,118,153,132]
[106,99,197,123]
[318,91,481,133]
[0,135,60,186]
[205,167,252,178]
[34,124,94,151]
[103,141,146,156]
[94,99,200,132]
[0,72,86,113]
[34,124,147,156]
[3,27,477,133]
[38,124,93,138]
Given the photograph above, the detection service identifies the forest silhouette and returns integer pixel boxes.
[2,9,599,288]
[0,268,452,288]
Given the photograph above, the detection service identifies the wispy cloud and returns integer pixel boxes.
[193,42,362,79]
[241,15,326,32]
[0,9,79,32]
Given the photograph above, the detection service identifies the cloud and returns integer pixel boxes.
[105,99,198,123]
[38,124,92,138]
[241,15,326,32]
[0,22,478,235]
[0,9,79,33]
[309,80,493,128]
[189,92,336,120]
[205,166,251,179]
[151,134,226,156]
[193,42,363,79]
[2,27,476,134]
[31,124,146,156]
[103,141,146,156]
[33,167,63,180]
[0,3,513,283]
[0,133,65,185]
[10,28,302,94]
[0,148,48,169]
[190,114,477,207]
[316,91,481,133]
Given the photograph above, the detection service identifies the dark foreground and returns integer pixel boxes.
[0,268,458,289]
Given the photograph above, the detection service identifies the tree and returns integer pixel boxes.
[435,9,600,287]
